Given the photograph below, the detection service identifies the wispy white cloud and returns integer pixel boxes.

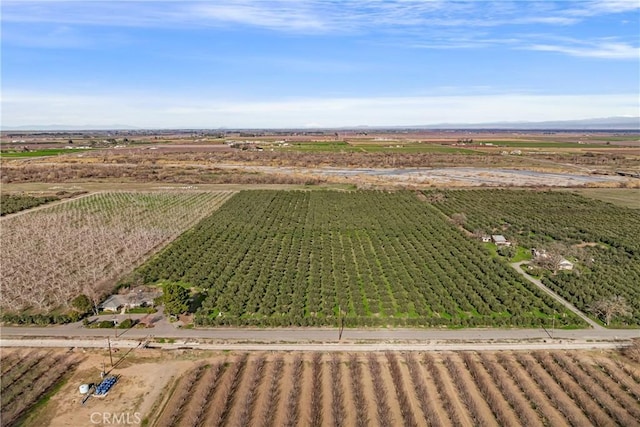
[569,0,640,16]
[528,40,640,59]
[2,1,638,58]
[2,0,634,32]
[3,89,638,128]
[191,2,328,33]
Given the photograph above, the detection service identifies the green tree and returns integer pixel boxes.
[71,294,92,313]
[164,283,190,316]
[118,318,136,329]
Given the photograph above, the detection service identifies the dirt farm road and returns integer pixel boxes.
[510,261,604,330]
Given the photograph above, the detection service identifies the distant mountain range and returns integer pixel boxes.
[2,117,639,131]
[417,116,640,130]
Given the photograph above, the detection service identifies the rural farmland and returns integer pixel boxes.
[149,350,640,427]
[2,1,640,425]
[129,190,585,328]
[0,349,81,427]
[0,191,234,316]
[5,347,639,427]
[6,344,640,427]
[432,189,640,326]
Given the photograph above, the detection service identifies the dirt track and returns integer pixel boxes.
[511,261,603,329]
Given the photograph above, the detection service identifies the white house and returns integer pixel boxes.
[558,259,574,271]
[491,235,511,246]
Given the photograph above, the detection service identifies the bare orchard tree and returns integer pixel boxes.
[450,213,467,227]
[0,192,233,313]
[532,251,565,273]
[531,242,570,273]
[426,192,446,203]
[472,228,486,239]
[589,295,632,326]
[623,339,640,363]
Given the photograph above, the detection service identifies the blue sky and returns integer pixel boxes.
[1,0,639,128]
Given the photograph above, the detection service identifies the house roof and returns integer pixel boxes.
[100,288,162,310]
[491,235,508,242]
[100,295,127,309]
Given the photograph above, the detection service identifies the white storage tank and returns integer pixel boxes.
[79,384,90,394]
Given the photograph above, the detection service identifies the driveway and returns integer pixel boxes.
[510,261,603,330]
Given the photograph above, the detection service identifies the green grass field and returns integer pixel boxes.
[356,143,476,154]
[571,188,640,209]
[478,140,604,148]
[0,148,91,158]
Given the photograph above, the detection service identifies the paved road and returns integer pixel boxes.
[0,338,632,352]
[2,324,638,343]
[2,285,637,347]
[511,261,603,329]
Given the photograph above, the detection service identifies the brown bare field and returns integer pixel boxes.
[4,346,640,427]
[0,349,81,427]
[2,152,637,190]
[152,350,640,427]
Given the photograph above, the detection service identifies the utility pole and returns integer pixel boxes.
[107,337,113,367]
[338,306,345,341]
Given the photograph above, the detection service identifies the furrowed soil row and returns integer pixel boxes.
[155,363,207,427]
[347,354,370,427]
[0,351,22,376]
[308,353,324,427]
[255,357,284,427]
[516,352,591,427]
[7,363,77,425]
[385,352,419,427]
[0,351,48,394]
[551,352,639,427]
[234,356,267,427]
[205,353,249,427]
[478,352,542,426]
[443,353,497,427]
[532,352,615,426]
[282,355,304,427]
[329,354,346,427]
[577,356,640,422]
[460,352,518,427]
[615,359,640,384]
[495,352,568,427]
[404,353,450,427]
[596,358,640,401]
[138,350,640,427]
[182,361,226,427]
[424,352,473,427]
[367,353,395,426]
